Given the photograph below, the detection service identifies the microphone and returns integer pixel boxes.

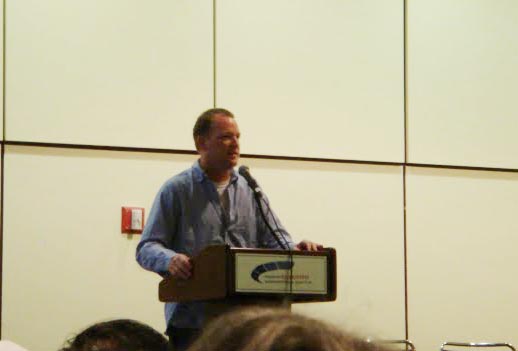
[238,165,262,197]
[238,165,289,250]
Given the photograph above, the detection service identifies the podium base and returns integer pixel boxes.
[204,296,292,325]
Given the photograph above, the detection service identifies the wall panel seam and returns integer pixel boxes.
[403,0,409,341]
[2,141,518,175]
[0,0,7,337]
[213,0,217,108]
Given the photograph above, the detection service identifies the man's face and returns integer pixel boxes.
[198,114,240,170]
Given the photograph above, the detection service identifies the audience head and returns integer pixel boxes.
[187,307,388,351]
[59,319,167,351]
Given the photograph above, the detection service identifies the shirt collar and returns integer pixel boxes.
[192,160,238,184]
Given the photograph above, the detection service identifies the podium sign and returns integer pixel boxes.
[234,252,328,294]
[159,245,336,303]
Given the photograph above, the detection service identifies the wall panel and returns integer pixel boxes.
[407,167,518,350]
[6,0,212,148]
[3,146,404,350]
[217,0,404,162]
[408,0,518,168]
[2,146,197,350]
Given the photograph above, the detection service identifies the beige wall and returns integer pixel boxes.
[6,0,213,148]
[408,0,518,168]
[3,148,404,350]
[2,1,518,351]
[407,167,518,348]
[216,0,404,161]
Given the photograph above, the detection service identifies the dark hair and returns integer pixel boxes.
[187,307,389,351]
[193,108,234,139]
[59,319,167,351]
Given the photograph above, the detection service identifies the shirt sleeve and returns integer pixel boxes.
[136,182,178,276]
[256,195,295,250]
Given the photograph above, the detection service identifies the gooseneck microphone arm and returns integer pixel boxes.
[238,165,263,197]
[238,165,290,251]
[239,166,295,298]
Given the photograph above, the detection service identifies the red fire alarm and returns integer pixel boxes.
[121,207,145,234]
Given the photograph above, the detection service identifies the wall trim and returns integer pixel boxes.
[1,141,518,174]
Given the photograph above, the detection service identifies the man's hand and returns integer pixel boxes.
[295,240,324,251]
[168,254,193,279]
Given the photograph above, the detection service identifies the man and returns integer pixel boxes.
[136,108,322,350]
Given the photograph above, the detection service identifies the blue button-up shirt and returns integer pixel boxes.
[136,161,293,329]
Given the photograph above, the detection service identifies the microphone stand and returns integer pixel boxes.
[252,190,294,300]
[253,191,289,250]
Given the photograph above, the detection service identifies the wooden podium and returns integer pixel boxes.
[159,245,336,321]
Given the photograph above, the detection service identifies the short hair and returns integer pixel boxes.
[187,307,389,351]
[193,108,234,139]
[59,319,168,351]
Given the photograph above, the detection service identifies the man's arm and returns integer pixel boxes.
[136,183,182,276]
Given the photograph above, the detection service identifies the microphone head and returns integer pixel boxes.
[238,165,262,197]
[238,165,250,176]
